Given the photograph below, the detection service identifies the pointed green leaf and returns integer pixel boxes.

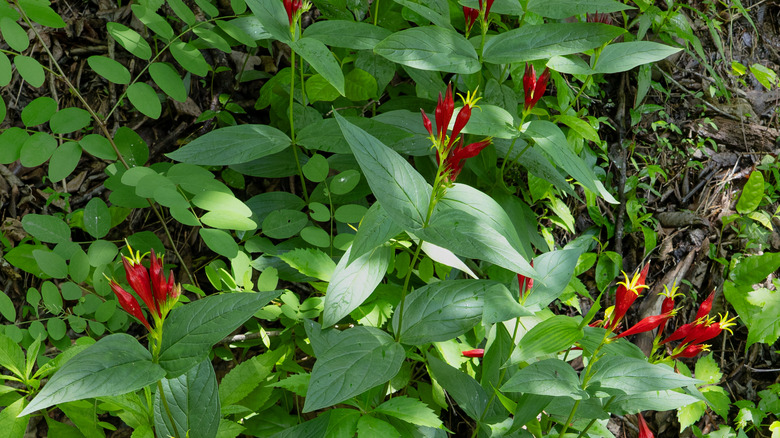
[375,26,480,74]
[127,82,161,119]
[594,41,681,74]
[167,124,290,165]
[154,359,220,438]
[291,37,345,95]
[526,0,632,19]
[22,214,71,244]
[107,22,152,60]
[502,358,587,399]
[588,356,701,395]
[303,20,391,50]
[374,396,442,428]
[87,56,131,84]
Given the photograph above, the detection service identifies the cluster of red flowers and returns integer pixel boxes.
[109,246,180,331]
[421,84,491,182]
[462,0,495,34]
[283,0,308,26]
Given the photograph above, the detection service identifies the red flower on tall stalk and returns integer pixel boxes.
[523,63,551,110]
[283,0,303,25]
[637,413,655,438]
[478,0,495,17]
[517,260,534,298]
[607,264,649,331]
[463,7,479,34]
[109,244,181,331]
[614,310,675,339]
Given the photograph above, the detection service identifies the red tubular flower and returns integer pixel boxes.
[478,0,495,17]
[523,64,551,110]
[445,138,492,181]
[122,256,158,317]
[517,260,534,298]
[435,84,454,141]
[683,313,737,346]
[695,289,716,320]
[671,343,709,359]
[462,349,484,358]
[637,413,654,438]
[660,320,705,345]
[150,249,177,305]
[421,109,433,136]
[463,7,479,33]
[608,264,650,330]
[110,280,152,331]
[614,311,674,339]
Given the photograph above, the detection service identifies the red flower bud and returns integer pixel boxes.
[523,64,550,110]
[462,349,484,358]
[421,109,433,136]
[463,7,479,33]
[517,260,534,298]
[122,256,158,317]
[435,84,454,141]
[445,138,491,181]
[637,413,654,438]
[695,289,715,321]
[448,105,471,149]
[671,343,709,359]
[110,280,151,331]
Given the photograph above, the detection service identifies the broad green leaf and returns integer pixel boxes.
[526,0,632,19]
[79,134,117,160]
[0,291,15,322]
[374,396,442,429]
[192,191,252,216]
[1,17,29,51]
[244,0,291,44]
[678,401,707,432]
[546,54,596,75]
[22,214,71,244]
[0,397,29,438]
[482,282,533,324]
[262,209,307,239]
[33,250,68,278]
[349,202,403,264]
[107,22,152,59]
[41,281,63,314]
[356,416,399,437]
[302,153,329,182]
[736,170,764,214]
[0,52,11,86]
[457,104,518,139]
[5,244,47,277]
[19,334,166,416]
[166,0,196,25]
[201,212,257,231]
[305,74,340,102]
[427,355,493,422]
[0,333,25,378]
[114,126,149,167]
[149,62,187,102]
[393,0,452,29]
[594,41,681,74]
[393,280,498,345]
[0,127,28,164]
[245,191,306,223]
[523,248,580,308]
[200,228,240,258]
[729,252,780,286]
[483,23,625,64]
[303,326,404,412]
[510,315,583,363]
[335,111,431,230]
[303,20,391,50]
[344,68,377,101]
[745,289,780,348]
[87,56,131,84]
[588,356,701,395]
[50,107,91,134]
[323,246,392,327]
[167,124,290,165]
[330,169,361,195]
[131,4,174,39]
[524,120,617,204]
[14,55,44,87]
[84,198,112,239]
[154,359,220,438]
[219,350,281,406]
[375,26,480,74]
[170,41,210,77]
[291,37,345,95]
[17,0,65,27]
[20,131,56,167]
[193,27,231,52]
[127,82,161,119]
[158,291,280,377]
[609,390,701,415]
[556,115,600,144]
[502,358,587,399]
[279,248,336,281]
[216,19,256,47]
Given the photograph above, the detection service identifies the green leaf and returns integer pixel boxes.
[588,356,701,395]
[244,0,291,44]
[0,333,25,378]
[114,126,149,167]
[303,326,405,412]
[199,228,239,259]
[41,281,63,314]
[131,4,174,39]
[458,104,518,139]
[745,289,780,348]
[344,68,377,101]
[14,55,44,87]
[356,416,399,437]
[305,74,340,102]
[526,0,632,19]
[192,191,252,216]
[1,17,29,51]
[219,350,280,406]
[290,37,345,96]
[303,20,391,50]
[594,41,681,74]
[170,41,210,77]
[0,291,14,322]
[19,334,166,416]
[88,240,118,267]
[50,107,92,134]
[510,315,583,363]
[482,282,533,323]
[0,52,11,86]
[393,0,452,29]
[393,280,498,345]
[167,124,291,165]
[107,22,152,59]
[149,62,187,102]
[302,153,329,182]
[427,355,492,422]
[483,23,625,64]
[502,358,588,399]
[87,56,131,84]
[609,390,700,415]
[523,248,580,308]
[595,250,622,293]
[375,26,480,74]
[127,82,161,119]
[729,252,780,286]
[22,214,71,244]
[79,134,117,160]
[17,0,65,27]
[736,170,764,214]
[33,249,68,279]
[166,0,196,25]
[329,169,361,195]
[323,246,392,327]
[0,397,30,438]
[678,401,707,433]
[193,27,231,52]
[524,120,617,203]
[20,132,57,167]
[84,198,112,239]
[279,248,336,281]
[154,359,220,438]
[0,127,26,164]
[335,111,431,230]
[158,291,280,377]
[373,396,442,429]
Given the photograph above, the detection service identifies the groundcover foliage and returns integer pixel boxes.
[1,0,779,436]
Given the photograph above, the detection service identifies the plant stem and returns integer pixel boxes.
[288,49,309,203]
[373,0,380,25]
[394,243,423,342]
[157,380,181,438]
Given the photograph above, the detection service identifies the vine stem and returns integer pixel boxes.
[19,3,196,286]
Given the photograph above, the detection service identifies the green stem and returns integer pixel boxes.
[576,396,615,438]
[157,380,181,438]
[394,243,423,342]
[373,0,380,25]
[288,49,309,203]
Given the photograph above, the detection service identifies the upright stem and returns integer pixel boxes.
[157,380,181,438]
[288,49,309,203]
[394,243,423,342]
[373,0,380,25]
